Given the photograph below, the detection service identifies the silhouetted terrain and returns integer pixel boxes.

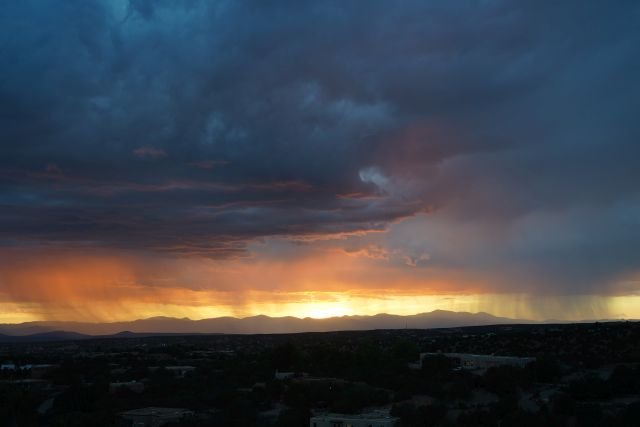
[0,310,528,337]
[1,321,639,426]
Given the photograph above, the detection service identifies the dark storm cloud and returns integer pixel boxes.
[1,0,639,291]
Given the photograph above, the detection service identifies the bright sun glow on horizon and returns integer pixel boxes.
[302,303,354,319]
[1,291,639,324]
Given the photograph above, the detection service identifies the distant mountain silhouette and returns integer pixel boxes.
[0,310,531,338]
[0,330,90,343]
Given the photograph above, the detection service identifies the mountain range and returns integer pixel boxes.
[0,310,530,341]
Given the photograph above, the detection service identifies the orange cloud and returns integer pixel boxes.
[0,245,485,322]
[1,246,638,323]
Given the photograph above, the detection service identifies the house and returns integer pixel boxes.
[310,410,398,427]
[149,365,196,378]
[118,407,194,427]
[31,364,57,378]
[410,352,535,371]
[1,363,56,375]
[109,380,145,394]
[275,370,296,380]
[0,379,51,391]
[275,370,310,380]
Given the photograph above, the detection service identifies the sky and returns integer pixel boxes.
[1,0,640,323]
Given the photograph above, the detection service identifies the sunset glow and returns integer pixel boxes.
[1,1,639,327]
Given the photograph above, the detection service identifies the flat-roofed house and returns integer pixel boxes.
[119,407,194,427]
[310,410,398,427]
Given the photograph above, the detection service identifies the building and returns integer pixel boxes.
[274,370,296,380]
[0,363,57,378]
[119,407,194,427]
[310,410,398,427]
[109,380,145,394]
[0,363,18,370]
[31,364,57,379]
[149,365,196,378]
[0,379,51,391]
[410,352,535,370]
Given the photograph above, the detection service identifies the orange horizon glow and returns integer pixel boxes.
[1,286,639,325]
[1,244,639,324]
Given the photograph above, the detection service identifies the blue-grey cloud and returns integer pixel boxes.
[1,0,639,294]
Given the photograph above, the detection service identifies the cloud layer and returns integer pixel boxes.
[1,0,640,319]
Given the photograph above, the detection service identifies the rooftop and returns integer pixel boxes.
[120,407,193,417]
[311,410,396,421]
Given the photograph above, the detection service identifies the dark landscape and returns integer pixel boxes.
[2,320,640,426]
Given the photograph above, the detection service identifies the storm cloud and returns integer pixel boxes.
[1,0,640,303]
